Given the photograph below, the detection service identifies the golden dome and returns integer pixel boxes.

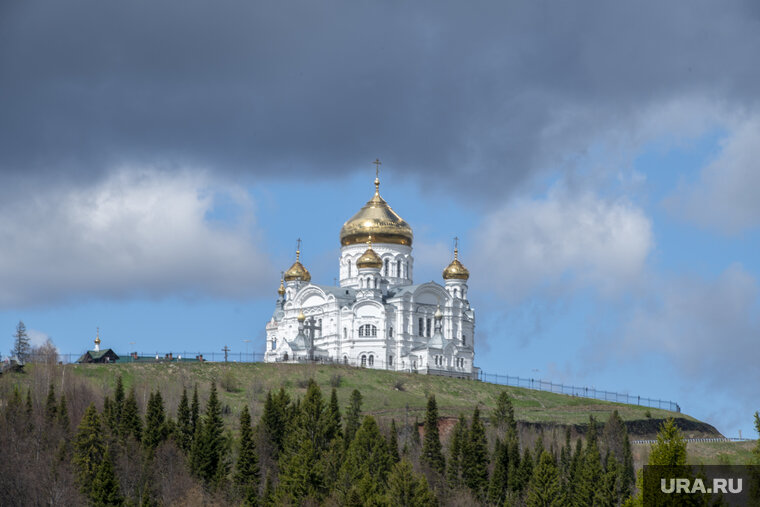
[443,247,470,280]
[434,305,443,320]
[340,172,413,247]
[356,240,383,269]
[277,278,285,296]
[284,249,311,282]
[297,311,306,322]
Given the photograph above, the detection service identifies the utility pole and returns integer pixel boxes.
[222,345,230,362]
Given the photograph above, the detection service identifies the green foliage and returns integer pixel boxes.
[447,414,466,489]
[191,383,228,486]
[753,411,760,463]
[388,419,400,464]
[91,446,123,506]
[339,416,393,504]
[119,388,142,442]
[344,388,363,448]
[172,387,190,453]
[526,450,564,507]
[648,418,687,466]
[73,403,105,498]
[574,435,604,506]
[236,405,260,505]
[12,320,30,362]
[111,375,124,432]
[386,458,438,507]
[261,388,290,456]
[517,447,533,493]
[143,390,167,450]
[45,382,57,423]
[190,383,200,436]
[492,391,517,434]
[326,388,342,442]
[58,394,70,433]
[489,429,519,504]
[421,395,445,475]
[462,406,489,497]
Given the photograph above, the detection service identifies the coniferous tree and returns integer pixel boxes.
[143,390,167,450]
[386,458,438,507]
[24,389,33,433]
[421,395,445,475]
[492,391,517,434]
[112,375,125,431]
[489,428,519,504]
[12,320,31,362]
[412,416,421,446]
[526,450,565,507]
[277,380,329,503]
[73,403,105,498]
[517,447,533,493]
[326,388,342,442]
[447,414,467,489]
[45,382,57,423]
[339,415,392,504]
[236,405,260,506]
[190,384,200,436]
[261,388,290,456]
[91,446,123,506]
[58,394,70,434]
[176,387,192,452]
[193,383,227,485]
[344,388,363,448]
[388,419,400,463]
[574,429,604,507]
[462,406,489,498]
[120,388,142,442]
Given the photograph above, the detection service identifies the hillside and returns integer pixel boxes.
[14,361,717,440]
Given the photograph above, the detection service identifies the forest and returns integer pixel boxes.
[2,363,755,506]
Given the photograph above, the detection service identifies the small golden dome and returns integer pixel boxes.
[356,239,383,269]
[297,311,306,322]
[443,247,470,280]
[434,305,443,320]
[277,278,285,296]
[340,170,413,247]
[284,249,311,282]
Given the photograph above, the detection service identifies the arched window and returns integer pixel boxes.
[318,319,322,337]
[361,354,367,367]
[347,260,352,278]
[389,355,393,366]
[426,318,432,337]
[283,352,289,361]
[343,327,347,339]
[462,334,466,346]
[389,326,393,338]
[384,259,389,276]
[359,324,377,337]
[396,260,401,277]
[343,355,348,364]
[272,338,277,350]
[412,360,417,369]
[418,318,424,336]
[368,355,374,366]
[359,326,364,337]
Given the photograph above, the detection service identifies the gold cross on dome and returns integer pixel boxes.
[373,158,381,178]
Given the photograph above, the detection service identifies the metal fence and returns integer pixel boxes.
[478,371,681,413]
[632,438,752,445]
[18,351,680,413]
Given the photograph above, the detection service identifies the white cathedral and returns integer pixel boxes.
[264,166,478,379]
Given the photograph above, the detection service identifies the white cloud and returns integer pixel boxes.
[472,185,653,301]
[0,168,274,307]
[665,116,760,233]
[27,328,51,348]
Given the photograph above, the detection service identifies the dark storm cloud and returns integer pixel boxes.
[2,1,759,196]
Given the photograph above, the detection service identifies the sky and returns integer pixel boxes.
[1,1,759,438]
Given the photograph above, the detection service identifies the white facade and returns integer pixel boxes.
[264,175,478,379]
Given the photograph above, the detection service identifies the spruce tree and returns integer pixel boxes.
[261,388,290,456]
[190,383,200,436]
[176,387,192,452]
[488,431,517,504]
[574,432,604,507]
[386,458,438,507]
[526,450,564,507]
[412,416,421,446]
[236,405,260,506]
[326,388,342,442]
[24,389,33,433]
[462,406,489,498]
[421,395,445,475]
[143,390,167,450]
[344,388,363,448]
[112,375,125,431]
[58,394,70,433]
[12,320,31,362]
[517,447,533,493]
[277,380,328,504]
[339,415,392,504]
[73,403,105,498]
[492,391,517,434]
[91,445,123,506]
[45,382,57,423]
[120,388,142,442]
[193,383,227,485]
[447,414,467,489]
[388,419,400,463]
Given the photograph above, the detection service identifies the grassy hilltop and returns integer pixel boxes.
[49,361,712,437]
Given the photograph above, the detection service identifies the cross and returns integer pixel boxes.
[296,238,301,251]
[454,236,459,250]
[222,345,230,362]
[373,158,381,178]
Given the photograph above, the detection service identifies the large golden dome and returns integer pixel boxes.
[443,247,470,280]
[340,175,413,247]
[284,249,311,282]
